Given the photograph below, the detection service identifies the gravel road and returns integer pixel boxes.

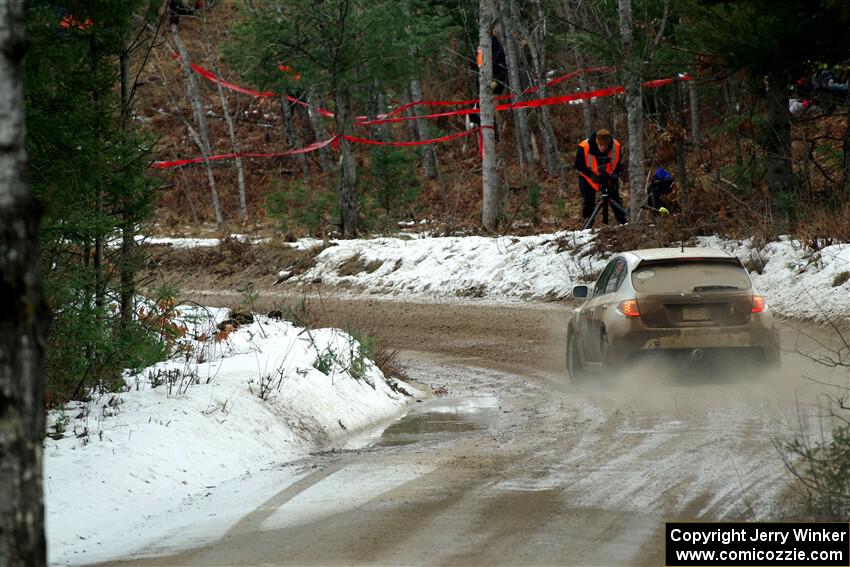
[98,291,847,566]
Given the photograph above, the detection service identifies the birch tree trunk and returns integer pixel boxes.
[0,0,48,562]
[410,79,439,179]
[500,1,535,170]
[172,25,223,226]
[479,0,499,231]
[688,77,701,148]
[307,87,333,174]
[620,0,644,223]
[335,91,358,237]
[280,96,310,184]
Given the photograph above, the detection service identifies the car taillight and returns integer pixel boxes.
[752,295,766,313]
[617,299,641,318]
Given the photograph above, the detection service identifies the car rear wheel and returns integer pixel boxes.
[567,331,585,382]
[600,331,614,376]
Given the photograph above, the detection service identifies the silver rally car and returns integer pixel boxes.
[566,247,780,378]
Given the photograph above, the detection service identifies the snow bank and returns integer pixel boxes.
[293,231,602,301]
[44,308,416,564]
[283,231,849,323]
[696,236,850,323]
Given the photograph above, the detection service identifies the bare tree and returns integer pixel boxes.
[206,51,249,222]
[0,0,48,563]
[619,0,644,223]
[563,0,593,136]
[410,79,440,179]
[516,0,561,178]
[306,87,334,174]
[845,93,850,198]
[499,1,535,170]
[688,77,701,148]
[335,91,358,237]
[280,96,311,184]
[671,77,688,207]
[171,24,224,227]
[199,11,249,223]
[763,79,795,219]
[479,0,499,231]
[724,76,744,167]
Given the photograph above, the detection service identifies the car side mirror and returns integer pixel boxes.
[572,285,589,299]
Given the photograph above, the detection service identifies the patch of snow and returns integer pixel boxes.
[45,308,418,565]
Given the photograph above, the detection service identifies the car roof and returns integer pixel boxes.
[623,247,739,261]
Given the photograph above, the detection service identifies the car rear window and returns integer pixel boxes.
[631,261,752,294]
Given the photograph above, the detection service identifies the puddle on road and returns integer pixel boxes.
[344,396,501,449]
[378,411,480,446]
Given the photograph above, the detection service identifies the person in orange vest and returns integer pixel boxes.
[574,129,626,225]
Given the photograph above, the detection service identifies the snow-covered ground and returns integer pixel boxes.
[45,307,417,565]
[46,228,850,565]
[271,230,849,324]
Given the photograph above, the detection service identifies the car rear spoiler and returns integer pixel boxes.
[635,256,744,268]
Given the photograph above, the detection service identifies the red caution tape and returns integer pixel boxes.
[363,74,692,125]
[379,66,615,119]
[152,136,337,169]
[152,128,490,169]
[161,53,693,169]
[175,54,618,124]
[175,54,685,126]
[340,128,484,148]
[171,53,335,117]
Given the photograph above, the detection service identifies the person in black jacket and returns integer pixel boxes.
[574,129,627,225]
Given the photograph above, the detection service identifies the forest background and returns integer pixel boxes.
[4,1,850,562]
[0,0,850,564]
[22,0,850,417]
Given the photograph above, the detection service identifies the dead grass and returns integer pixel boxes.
[371,343,409,382]
[143,239,332,286]
[336,254,384,276]
[833,271,850,287]
[798,203,850,252]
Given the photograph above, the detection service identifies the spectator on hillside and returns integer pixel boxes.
[648,167,674,211]
[574,129,627,225]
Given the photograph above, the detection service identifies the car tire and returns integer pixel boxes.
[567,330,585,383]
[600,331,614,376]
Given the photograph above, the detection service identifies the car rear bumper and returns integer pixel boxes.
[608,315,780,365]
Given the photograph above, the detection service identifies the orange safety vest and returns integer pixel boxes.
[578,139,621,191]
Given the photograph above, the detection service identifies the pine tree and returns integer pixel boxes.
[25,0,160,401]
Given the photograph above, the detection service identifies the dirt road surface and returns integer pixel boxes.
[97,291,847,567]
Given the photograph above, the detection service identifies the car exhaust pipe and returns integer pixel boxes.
[690,348,704,362]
